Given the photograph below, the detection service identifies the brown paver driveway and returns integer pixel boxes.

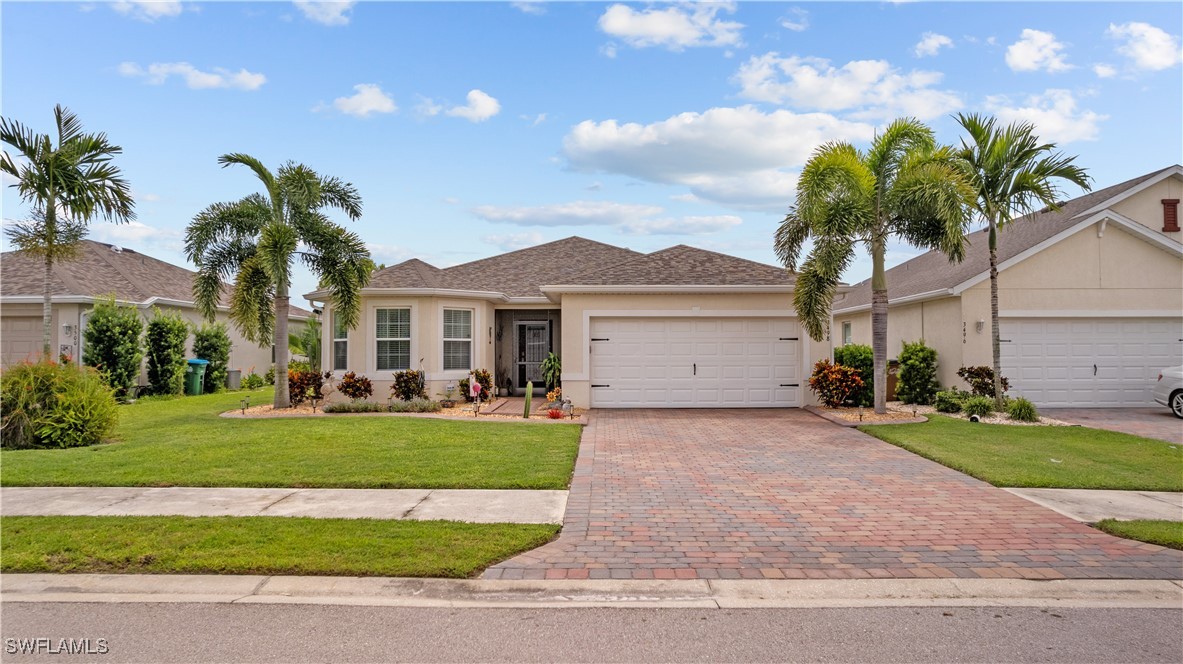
[485,409,1182,581]
[1041,408,1182,444]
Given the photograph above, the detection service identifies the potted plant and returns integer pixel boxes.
[438,382,458,408]
[541,352,561,392]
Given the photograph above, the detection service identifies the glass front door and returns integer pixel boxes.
[516,322,549,393]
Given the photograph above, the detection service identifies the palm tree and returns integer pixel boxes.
[775,118,973,413]
[185,155,371,408]
[955,114,1091,408]
[1,105,135,355]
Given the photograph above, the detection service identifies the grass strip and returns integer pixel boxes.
[1094,519,1183,551]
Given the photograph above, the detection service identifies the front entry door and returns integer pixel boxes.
[516,322,549,393]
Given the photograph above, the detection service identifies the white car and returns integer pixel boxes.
[1153,366,1183,419]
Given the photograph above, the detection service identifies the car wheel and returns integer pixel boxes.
[1172,391,1183,419]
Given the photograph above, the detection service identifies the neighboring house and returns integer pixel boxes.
[0,240,314,387]
[833,165,1183,408]
[305,237,823,409]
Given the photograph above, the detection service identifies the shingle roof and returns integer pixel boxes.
[836,166,1178,311]
[1,240,313,317]
[564,244,795,286]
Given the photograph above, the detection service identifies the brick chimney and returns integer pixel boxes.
[1163,199,1181,233]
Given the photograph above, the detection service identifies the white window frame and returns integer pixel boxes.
[373,306,413,373]
[331,311,349,373]
[441,307,473,373]
[841,321,852,346]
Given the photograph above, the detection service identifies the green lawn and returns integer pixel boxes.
[0,516,558,577]
[1095,520,1183,551]
[859,415,1183,491]
[0,389,581,490]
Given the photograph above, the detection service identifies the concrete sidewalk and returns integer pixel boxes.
[0,487,566,524]
[2,573,1180,609]
[1004,488,1182,523]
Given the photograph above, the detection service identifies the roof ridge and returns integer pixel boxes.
[86,241,151,302]
[440,236,639,274]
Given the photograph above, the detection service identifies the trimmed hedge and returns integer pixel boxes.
[145,308,189,396]
[82,297,143,398]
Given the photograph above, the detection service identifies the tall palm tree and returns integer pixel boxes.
[1,105,135,355]
[185,155,371,408]
[955,114,1091,408]
[775,118,973,413]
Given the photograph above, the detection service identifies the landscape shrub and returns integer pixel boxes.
[144,308,189,396]
[957,366,1010,398]
[808,358,864,408]
[323,401,387,413]
[1007,397,1039,422]
[391,369,427,401]
[458,368,493,402]
[962,396,995,418]
[265,359,310,386]
[193,323,231,393]
[0,359,118,449]
[242,372,266,390]
[82,297,143,399]
[388,398,441,413]
[896,340,939,405]
[288,369,331,407]
[833,344,873,407]
[337,371,374,401]
[933,389,966,413]
[547,408,564,419]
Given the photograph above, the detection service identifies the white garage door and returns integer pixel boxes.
[589,317,801,408]
[1,316,43,367]
[1001,318,1183,407]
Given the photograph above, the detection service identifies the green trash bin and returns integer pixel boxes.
[185,359,210,396]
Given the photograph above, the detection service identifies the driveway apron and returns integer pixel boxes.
[484,409,1183,580]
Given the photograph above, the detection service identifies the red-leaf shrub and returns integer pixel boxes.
[337,371,373,401]
[391,370,427,401]
[289,369,330,406]
[808,359,865,408]
[956,365,1010,397]
[547,408,564,419]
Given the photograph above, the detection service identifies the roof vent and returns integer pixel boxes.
[110,245,123,253]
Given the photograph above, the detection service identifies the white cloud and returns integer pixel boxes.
[294,1,355,26]
[118,62,266,91]
[779,8,808,32]
[914,32,953,57]
[482,232,545,251]
[90,221,182,252]
[985,89,1107,143]
[445,90,501,123]
[1093,63,1117,78]
[563,105,872,209]
[472,201,741,236]
[600,42,619,59]
[510,1,546,16]
[598,2,743,51]
[520,112,547,126]
[111,1,183,21]
[1005,29,1072,73]
[1106,22,1182,71]
[329,84,396,117]
[414,95,443,118]
[732,53,961,120]
[365,243,417,266]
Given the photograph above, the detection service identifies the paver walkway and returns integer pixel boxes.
[484,409,1183,580]
[1041,408,1182,444]
[0,487,566,524]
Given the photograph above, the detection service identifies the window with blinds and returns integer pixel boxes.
[332,313,349,371]
[375,308,411,371]
[442,308,472,371]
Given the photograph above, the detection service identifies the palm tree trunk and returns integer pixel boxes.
[989,219,1004,410]
[273,285,291,408]
[42,254,54,358]
[870,235,888,414]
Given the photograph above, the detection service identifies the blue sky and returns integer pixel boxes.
[3,1,1181,303]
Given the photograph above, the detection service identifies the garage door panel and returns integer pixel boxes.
[1,317,43,367]
[1001,317,1183,407]
[590,317,801,408]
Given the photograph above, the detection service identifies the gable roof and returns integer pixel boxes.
[835,165,1182,312]
[1,240,313,317]
[562,244,795,286]
[355,237,795,300]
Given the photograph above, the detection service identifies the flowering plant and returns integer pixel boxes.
[546,387,561,402]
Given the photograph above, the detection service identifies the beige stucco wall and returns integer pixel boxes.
[557,291,817,408]
[1111,175,1182,241]
[833,298,965,388]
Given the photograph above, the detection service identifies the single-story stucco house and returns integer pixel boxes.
[306,238,823,409]
[0,239,314,386]
[832,164,1183,408]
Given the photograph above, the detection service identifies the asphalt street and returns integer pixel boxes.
[2,603,1180,663]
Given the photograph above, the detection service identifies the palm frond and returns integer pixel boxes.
[228,257,276,345]
[257,222,298,289]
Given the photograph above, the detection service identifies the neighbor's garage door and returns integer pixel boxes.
[1,316,42,367]
[1001,318,1183,407]
[589,317,801,408]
